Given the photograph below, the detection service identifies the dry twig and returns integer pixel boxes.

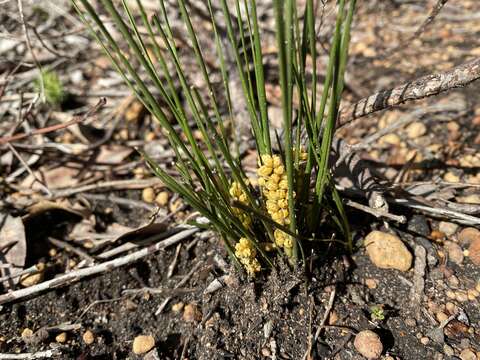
[0,349,61,359]
[0,227,198,305]
[337,57,480,128]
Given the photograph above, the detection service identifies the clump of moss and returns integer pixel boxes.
[35,70,65,105]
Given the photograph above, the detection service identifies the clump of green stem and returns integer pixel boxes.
[73,0,356,275]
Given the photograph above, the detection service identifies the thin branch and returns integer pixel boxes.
[0,228,198,305]
[345,199,406,223]
[0,349,61,359]
[0,98,106,145]
[337,57,480,128]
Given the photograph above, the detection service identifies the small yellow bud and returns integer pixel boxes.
[272,155,281,168]
[279,179,289,190]
[270,173,281,184]
[283,237,293,249]
[266,181,278,191]
[272,211,284,223]
[261,154,273,167]
[274,165,285,175]
[258,166,273,177]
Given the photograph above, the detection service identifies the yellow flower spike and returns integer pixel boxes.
[257,152,296,257]
[229,180,252,230]
[235,238,260,276]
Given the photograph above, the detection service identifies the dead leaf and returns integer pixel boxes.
[96,145,133,164]
[0,214,27,286]
[20,165,80,190]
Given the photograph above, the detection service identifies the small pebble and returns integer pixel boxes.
[20,263,45,287]
[169,199,183,213]
[142,187,156,203]
[365,278,378,289]
[447,275,460,288]
[82,330,95,345]
[444,241,464,264]
[125,101,144,122]
[456,291,468,302]
[155,191,169,206]
[445,302,456,313]
[428,300,445,314]
[144,131,156,142]
[443,344,454,357]
[21,328,33,339]
[183,303,202,323]
[404,318,416,327]
[467,289,479,301]
[171,302,184,313]
[261,348,271,357]
[436,312,448,322]
[468,238,480,266]
[476,282,480,293]
[447,121,460,132]
[380,133,401,146]
[439,221,458,236]
[133,335,155,355]
[444,172,460,183]
[420,337,430,345]
[446,290,456,299]
[364,231,412,271]
[354,330,383,359]
[458,228,480,245]
[55,332,67,343]
[118,128,129,140]
[405,122,427,139]
[457,194,480,205]
[459,348,477,360]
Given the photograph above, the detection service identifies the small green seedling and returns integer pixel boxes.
[35,70,65,105]
[370,305,385,321]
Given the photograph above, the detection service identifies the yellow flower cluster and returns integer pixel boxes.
[257,154,294,256]
[235,238,261,276]
[229,180,251,228]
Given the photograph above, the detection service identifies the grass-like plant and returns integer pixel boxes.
[72,0,356,275]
